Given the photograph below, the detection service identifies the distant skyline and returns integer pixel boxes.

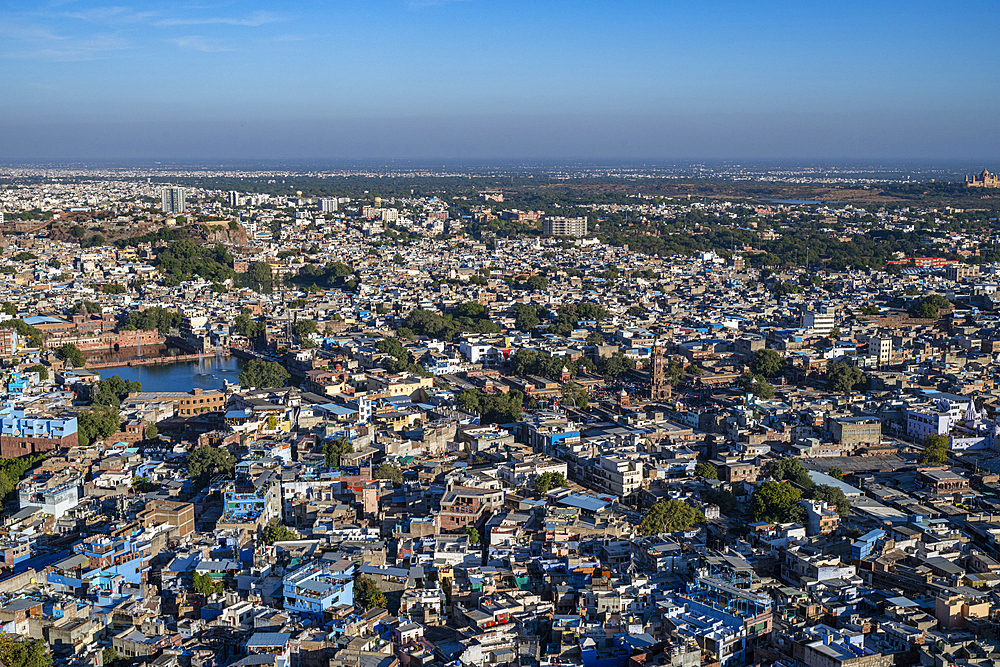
[2,0,998,161]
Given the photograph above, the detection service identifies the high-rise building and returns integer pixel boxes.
[228,191,241,207]
[543,216,587,237]
[319,198,338,212]
[801,306,836,335]
[161,187,186,214]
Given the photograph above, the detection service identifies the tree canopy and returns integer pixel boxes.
[262,521,298,544]
[373,463,404,484]
[0,634,52,667]
[750,480,806,523]
[749,349,785,377]
[639,500,705,535]
[909,293,950,319]
[239,359,290,389]
[598,352,636,381]
[811,484,851,516]
[187,446,236,487]
[355,576,387,610]
[77,405,122,447]
[764,458,814,488]
[322,436,353,467]
[694,462,718,480]
[91,375,142,408]
[56,343,86,368]
[827,361,867,393]
[513,303,542,332]
[125,307,183,333]
[534,471,567,493]
[919,434,950,465]
[737,372,774,399]
[154,240,234,283]
[456,389,522,424]
[0,320,43,348]
[192,571,224,597]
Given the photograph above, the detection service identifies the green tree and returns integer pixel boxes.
[524,275,548,291]
[464,526,481,544]
[513,304,541,332]
[705,487,739,515]
[749,349,785,377]
[639,500,705,535]
[750,480,803,522]
[322,436,353,467]
[829,467,844,481]
[77,405,122,447]
[187,446,236,487]
[239,359,290,388]
[373,463,403,484]
[131,476,158,493]
[0,635,52,667]
[0,454,45,501]
[627,305,647,317]
[27,364,48,381]
[598,352,636,381]
[145,423,158,440]
[695,462,718,480]
[1,302,16,317]
[561,383,589,409]
[262,521,298,544]
[737,372,774,399]
[233,313,265,340]
[826,361,866,393]
[455,389,522,424]
[91,375,142,408]
[101,283,126,294]
[909,294,950,319]
[355,576,387,610]
[68,300,101,317]
[126,306,182,333]
[534,471,568,494]
[764,458,814,488]
[811,484,851,516]
[246,261,273,284]
[154,240,234,282]
[56,343,86,368]
[919,433,950,465]
[192,572,224,597]
[292,319,318,337]
[102,647,119,667]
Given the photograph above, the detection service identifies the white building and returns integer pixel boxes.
[802,308,836,335]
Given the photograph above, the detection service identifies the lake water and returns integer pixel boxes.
[97,355,245,393]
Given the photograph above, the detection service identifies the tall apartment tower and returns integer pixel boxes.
[228,191,241,207]
[543,216,587,237]
[319,198,338,213]
[161,187,186,214]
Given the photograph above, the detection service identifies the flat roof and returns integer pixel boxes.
[807,471,863,496]
[557,493,609,513]
[247,632,291,647]
[24,315,70,325]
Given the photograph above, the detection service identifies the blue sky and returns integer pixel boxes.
[1,0,998,160]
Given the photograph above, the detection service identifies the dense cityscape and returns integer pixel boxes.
[0,163,1000,667]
